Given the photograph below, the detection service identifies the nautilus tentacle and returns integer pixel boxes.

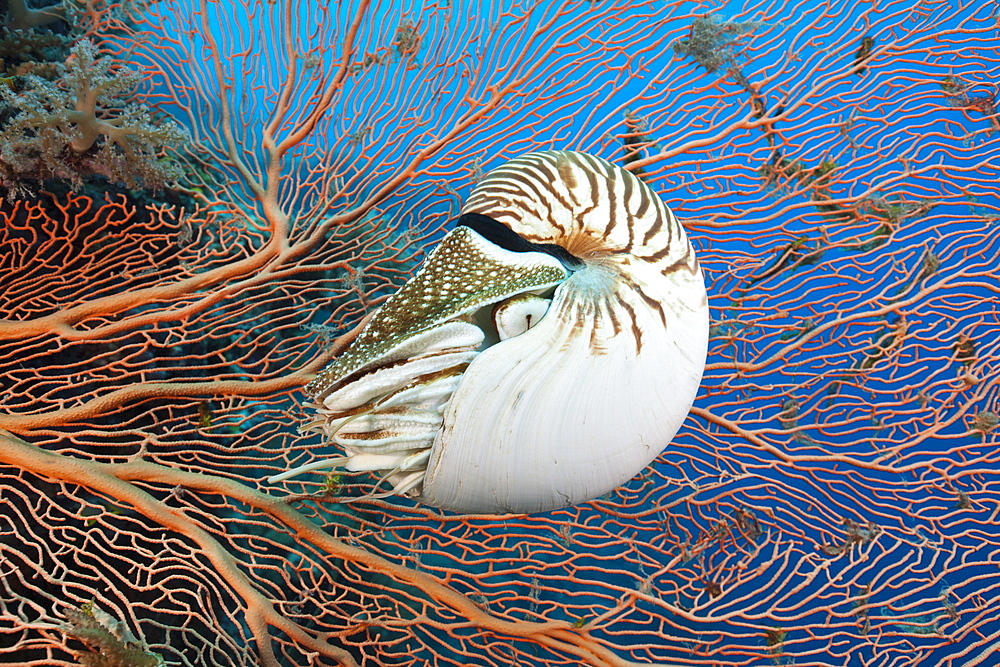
[271,150,709,514]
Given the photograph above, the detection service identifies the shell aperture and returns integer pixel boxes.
[274,150,709,515]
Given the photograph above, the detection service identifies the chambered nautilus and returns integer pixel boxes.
[270,150,709,514]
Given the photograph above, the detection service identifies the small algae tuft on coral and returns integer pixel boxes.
[64,602,164,667]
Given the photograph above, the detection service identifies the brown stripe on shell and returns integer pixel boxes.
[573,154,603,239]
[553,297,587,353]
[549,295,608,356]
[588,306,602,352]
[640,192,661,246]
[545,153,610,257]
[617,296,644,354]
[638,231,689,266]
[639,198,676,255]
[635,181,652,220]
[621,167,635,254]
[620,272,668,329]
[664,201,676,248]
[604,297,624,338]
[468,161,573,236]
[557,232,616,258]
[654,242,700,277]
[556,154,579,194]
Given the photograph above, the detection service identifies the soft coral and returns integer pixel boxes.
[0,39,187,194]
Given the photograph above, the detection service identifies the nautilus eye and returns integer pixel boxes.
[270,150,709,514]
[492,294,550,341]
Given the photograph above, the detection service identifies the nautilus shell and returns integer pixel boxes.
[270,150,709,514]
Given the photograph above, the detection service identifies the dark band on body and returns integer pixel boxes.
[457,212,584,270]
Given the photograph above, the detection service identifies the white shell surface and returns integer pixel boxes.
[420,255,708,513]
